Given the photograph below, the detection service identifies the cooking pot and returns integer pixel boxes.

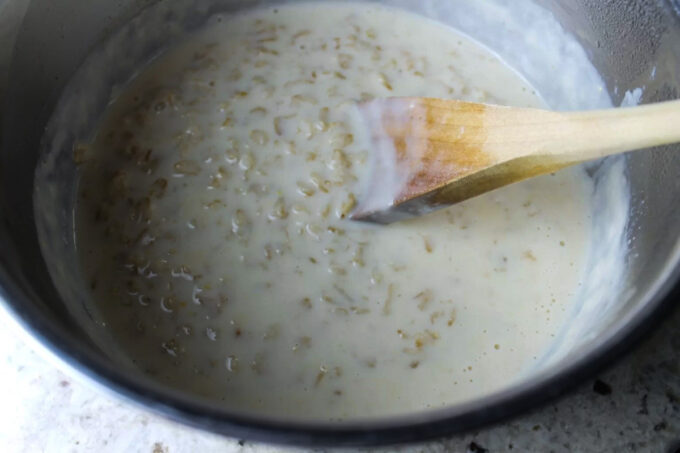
[0,0,679,446]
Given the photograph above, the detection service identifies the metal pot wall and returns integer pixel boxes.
[0,0,679,446]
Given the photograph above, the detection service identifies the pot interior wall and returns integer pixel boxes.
[1,0,679,429]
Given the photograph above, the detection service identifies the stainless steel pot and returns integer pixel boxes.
[0,0,679,446]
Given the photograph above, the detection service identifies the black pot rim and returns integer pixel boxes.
[1,256,678,447]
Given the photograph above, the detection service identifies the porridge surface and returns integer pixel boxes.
[75,2,592,419]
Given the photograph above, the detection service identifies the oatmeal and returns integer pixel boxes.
[75,3,593,419]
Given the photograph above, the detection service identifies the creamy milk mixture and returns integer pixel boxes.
[75,3,593,419]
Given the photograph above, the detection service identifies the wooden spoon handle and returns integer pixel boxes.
[545,98,680,161]
[480,98,680,164]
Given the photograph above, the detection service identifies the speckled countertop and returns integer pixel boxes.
[2,300,679,453]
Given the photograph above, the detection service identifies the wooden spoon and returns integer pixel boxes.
[350,97,680,224]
